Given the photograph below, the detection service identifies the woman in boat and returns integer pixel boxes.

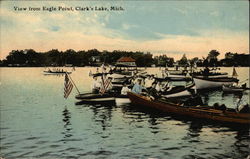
[132,79,145,94]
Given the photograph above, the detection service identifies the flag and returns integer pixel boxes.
[99,77,112,94]
[64,73,73,98]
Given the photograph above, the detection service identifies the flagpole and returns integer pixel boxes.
[66,72,80,94]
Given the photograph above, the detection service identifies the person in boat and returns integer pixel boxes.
[184,89,203,106]
[161,81,172,92]
[91,76,101,93]
[235,93,250,113]
[232,81,240,87]
[155,81,162,92]
[132,79,145,94]
[148,82,161,100]
[121,83,131,95]
[241,83,247,89]
[144,75,151,89]
[144,75,155,91]
[96,68,99,73]
[203,67,210,76]
[213,103,227,112]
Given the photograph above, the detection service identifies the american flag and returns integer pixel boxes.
[99,77,112,94]
[64,73,74,98]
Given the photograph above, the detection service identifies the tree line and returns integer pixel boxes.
[0,49,249,67]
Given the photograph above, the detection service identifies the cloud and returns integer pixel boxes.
[34,28,49,33]
[122,23,137,30]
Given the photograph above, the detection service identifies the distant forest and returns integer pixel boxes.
[0,49,249,67]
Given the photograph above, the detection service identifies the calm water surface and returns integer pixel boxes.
[0,67,249,159]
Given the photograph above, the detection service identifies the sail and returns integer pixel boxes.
[232,67,238,77]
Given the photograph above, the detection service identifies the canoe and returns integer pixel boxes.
[127,92,250,125]
[75,93,115,104]
[193,77,238,90]
[162,83,196,98]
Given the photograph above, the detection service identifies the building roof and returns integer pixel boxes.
[117,57,136,62]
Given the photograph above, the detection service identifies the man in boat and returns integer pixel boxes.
[91,76,101,93]
[184,89,203,106]
[148,82,161,100]
[203,67,210,76]
[121,83,131,95]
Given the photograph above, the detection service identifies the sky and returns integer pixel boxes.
[0,0,249,60]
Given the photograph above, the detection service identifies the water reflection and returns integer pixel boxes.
[62,106,73,139]
[75,103,114,131]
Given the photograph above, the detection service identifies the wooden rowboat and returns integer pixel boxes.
[127,92,250,125]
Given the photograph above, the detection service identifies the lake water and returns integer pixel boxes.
[0,67,249,159]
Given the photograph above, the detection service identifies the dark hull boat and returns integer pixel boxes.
[75,93,115,104]
[43,71,72,75]
[222,85,249,93]
[127,92,250,125]
[75,93,131,105]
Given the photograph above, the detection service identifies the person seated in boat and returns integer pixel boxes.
[184,95,203,106]
[213,103,227,112]
[232,81,240,87]
[237,104,250,113]
[144,75,155,90]
[144,75,151,89]
[241,83,247,89]
[132,79,145,94]
[131,76,137,85]
[91,76,101,94]
[148,82,161,100]
[96,68,99,73]
[203,67,210,76]
[161,81,173,92]
[121,83,131,95]
[235,93,249,113]
[48,68,52,72]
[155,81,162,92]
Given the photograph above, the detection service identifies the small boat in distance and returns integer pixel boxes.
[127,92,250,125]
[43,68,72,75]
[222,83,249,93]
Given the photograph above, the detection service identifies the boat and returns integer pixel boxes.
[193,76,238,90]
[127,92,250,125]
[162,83,196,98]
[222,84,249,93]
[75,93,115,104]
[43,69,72,75]
[192,67,228,78]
